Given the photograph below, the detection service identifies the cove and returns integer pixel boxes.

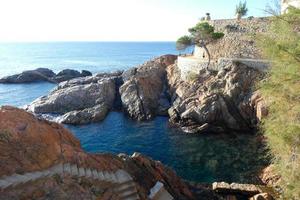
[0,81,270,184]
[66,111,270,183]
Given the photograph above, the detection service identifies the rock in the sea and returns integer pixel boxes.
[0,68,56,83]
[28,79,115,114]
[0,68,92,84]
[120,55,177,120]
[167,60,265,133]
[51,69,91,82]
[27,73,119,124]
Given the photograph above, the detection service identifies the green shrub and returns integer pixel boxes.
[176,22,224,50]
[211,32,225,40]
[257,7,300,199]
[176,35,192,50]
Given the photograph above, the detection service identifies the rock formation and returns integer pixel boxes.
[167,60,265,134]
[119,55,177,120]
[0,68,92,84]
[26,54,267,132]
[27,72,121,124]
[0,106,195,200]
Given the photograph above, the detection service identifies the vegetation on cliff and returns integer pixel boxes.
[257,7,300,199]
[176,22,224,50]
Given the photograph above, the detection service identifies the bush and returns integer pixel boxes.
[176,35,192,50]
[211,32,225,40]
[257,7,300,199]
[176,22,224,50]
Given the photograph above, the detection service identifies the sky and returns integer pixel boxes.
[0,0,275,42]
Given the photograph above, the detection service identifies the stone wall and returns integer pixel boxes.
[178,56,269,81]
[177,56,210,80]
[207,17,269,60]
[177,17,270,80]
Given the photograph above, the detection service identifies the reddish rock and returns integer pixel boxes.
[0,106,195,199]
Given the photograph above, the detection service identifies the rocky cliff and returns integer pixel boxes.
[0,106,195,200]
[27,54,266,134]
[167,60,266,134]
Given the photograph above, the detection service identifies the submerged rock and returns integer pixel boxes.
[120,55,177,120]
[0,68,92,84]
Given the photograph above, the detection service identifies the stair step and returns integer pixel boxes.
[0,176,13,189]
[63,163,72,174]
[26,171,44,180]
[78,167,86,177]
[110,173,118,183]
[49,164,64,174]
[70,165,79,176]
[10,174,30,184]
[97,171,105,180]
[119,187,138,198]
[85,169,93,178]
[119,192,139,200]
[91,169,98,179]
[103,171,112,181]
[115,170,133,183]
[115,181,136,192]
[0,179,8,188]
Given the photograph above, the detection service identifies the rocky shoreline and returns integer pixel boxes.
[22,54,267,135]
[0,106,278,200]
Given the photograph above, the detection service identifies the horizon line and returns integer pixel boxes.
[0,40,177,44]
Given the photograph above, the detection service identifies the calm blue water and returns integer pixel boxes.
[0,42,268,183]
[0,42,180,76]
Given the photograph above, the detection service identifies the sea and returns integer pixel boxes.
[0,42,268,183]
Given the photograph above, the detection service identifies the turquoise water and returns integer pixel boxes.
[0,42,269,183]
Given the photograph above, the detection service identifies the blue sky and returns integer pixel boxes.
[0,0,275,42]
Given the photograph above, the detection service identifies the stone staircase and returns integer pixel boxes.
[0,163,140,200]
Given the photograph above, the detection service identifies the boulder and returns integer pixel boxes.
[58,104,110,125]
[27,75,116,124]
[120,55,177,120]
[28,78,115,114]
[80,70,92,77]
[0,68,56,83]
[51,69,92,82]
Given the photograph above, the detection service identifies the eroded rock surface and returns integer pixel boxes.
[0,106,196,200]
[27,73,119,124]
[120,55,177,120]
[167,60,265,133]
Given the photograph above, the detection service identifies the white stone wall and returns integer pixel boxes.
[177,56,215,80]
[177,56,269,81]
[194,46,209,60]
[282,0,300,13]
